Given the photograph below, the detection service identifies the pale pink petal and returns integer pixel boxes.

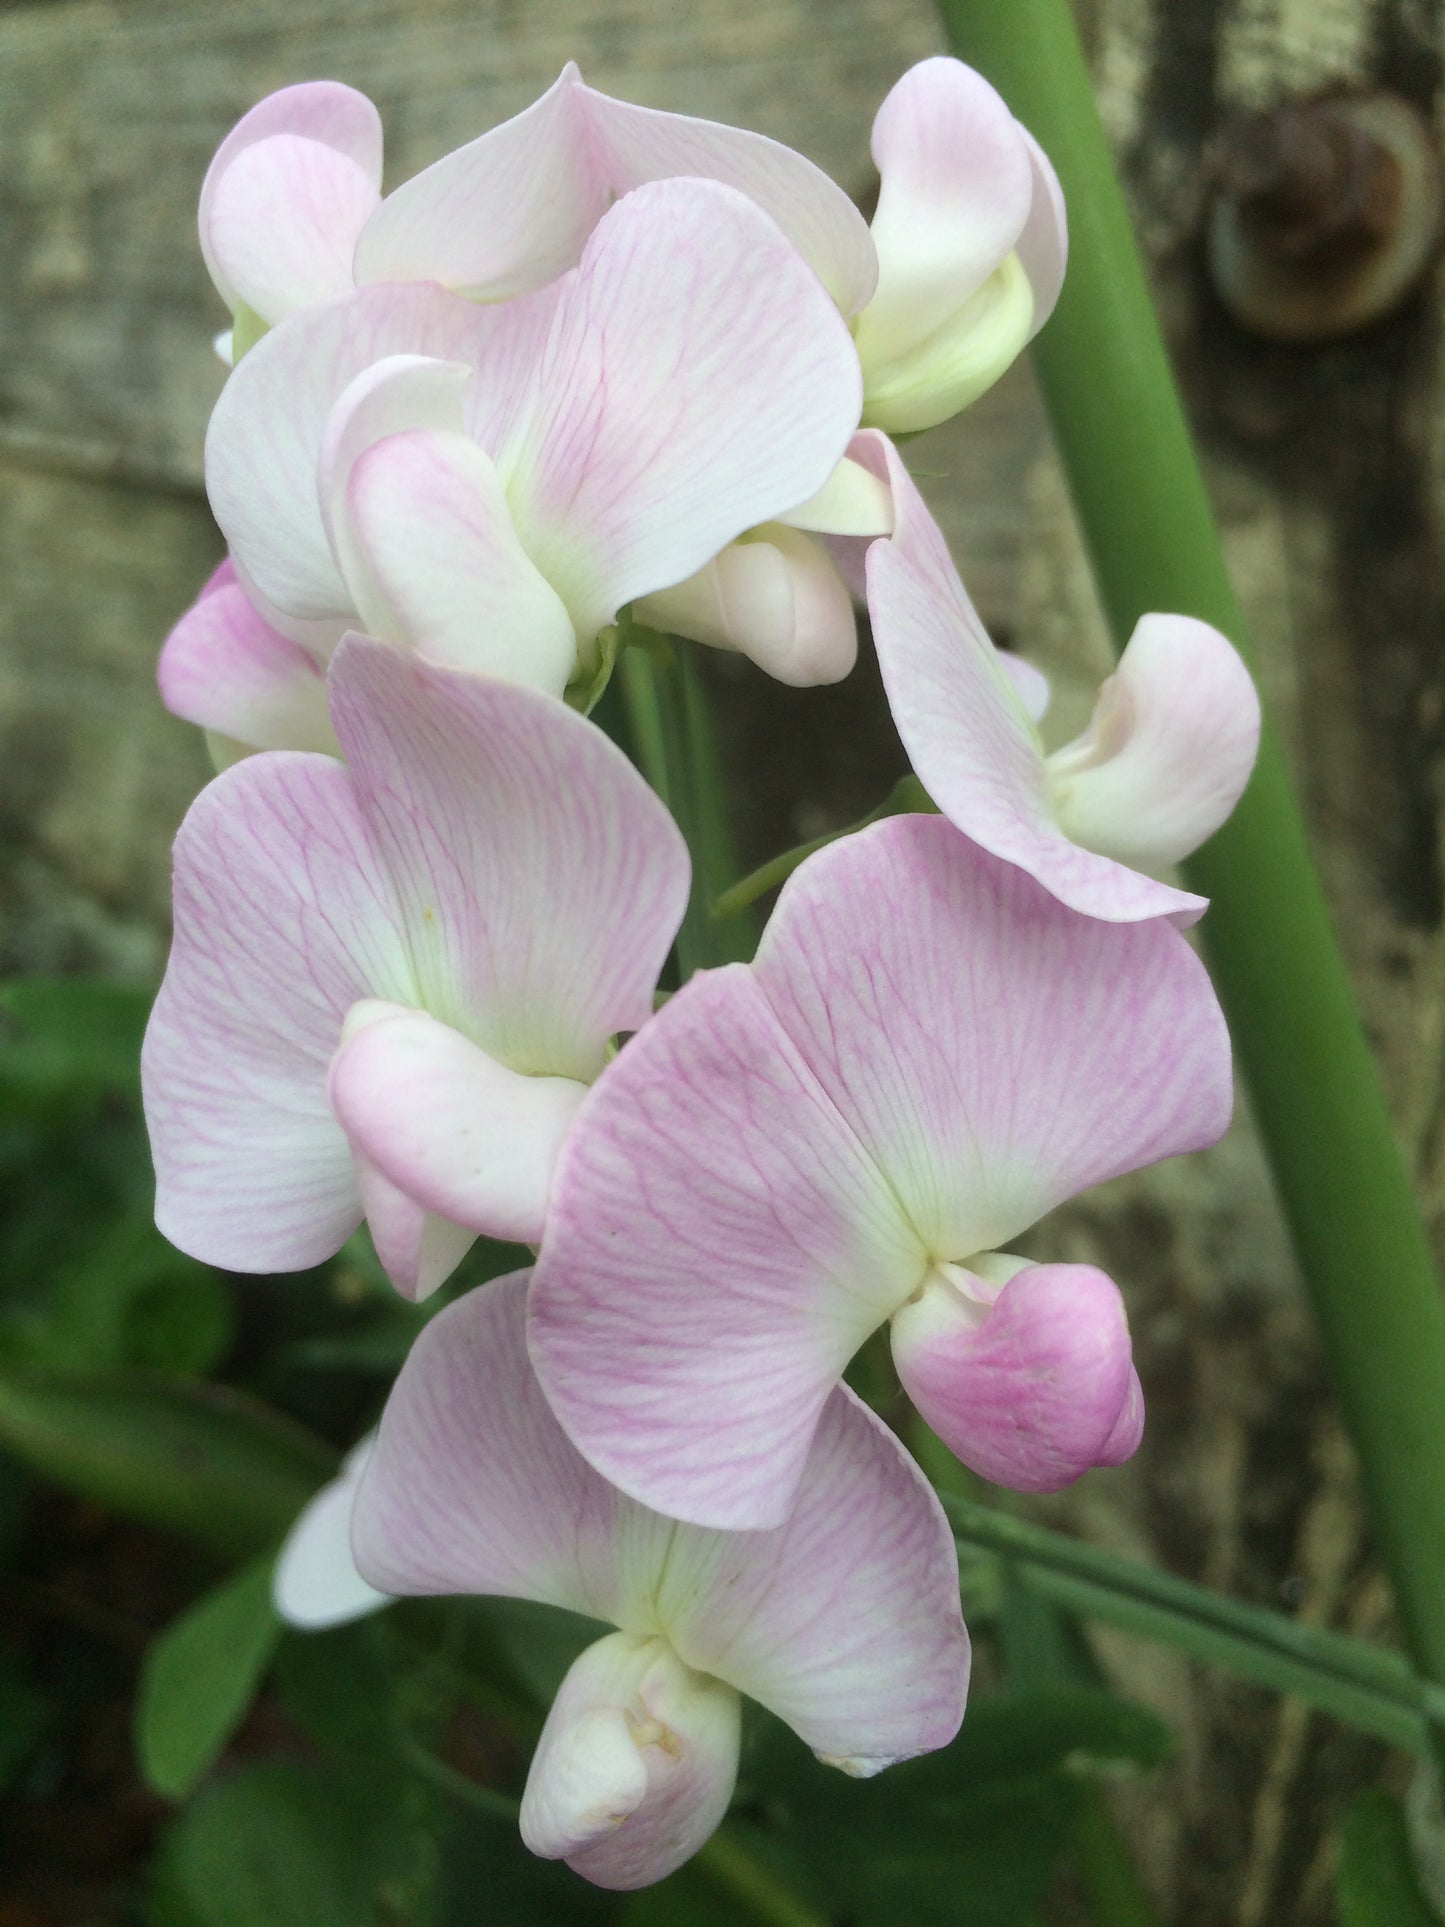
[521,1634,741,1891]
[328,636,689,1081]
[580,81,877,315]
[528,965,924,1530]
[356,63,877,316]
[200,82,382,313]
[1016,126,1069,337]
[635,528,858,687]
[314,353,474,635]
[142,755,414,1272]
[1046,614,1261,870]
[355,65,604,300]
[661,1386,968,1773]
[329,1001,587,1246]
[890,1262,1141,1491]
[206,135,381,325]
[356,1275,966,1788]
[1098,1367,1146,1465]
[206,284,516,622]
[352,1146,477,1302]
[272,1436,390,1629]
[854,59,1033,374]
[865,434,1207,923]
[345,429,578,692]
[502,179,863,645]
[752,814,1234,1267]
[159,566,336,755]
[1000,651,1050,724]
[352,1271,658,1615]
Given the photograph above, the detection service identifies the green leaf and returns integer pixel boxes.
[0,1365,334,1558]
[16,1213,232,1375]
[138,1557,281,1798]
[0,976,151,1096]
[150,1762,397,1927]
[1338,1790,1444,1927]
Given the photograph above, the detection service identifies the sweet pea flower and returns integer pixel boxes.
[352,1271,969,1890]
[143,635,688,1300]
[859,433,1262,925]
[201,62,1061,439]
[529,814,1233,1530]
[853,58,1066,434]
[200,176,865,734]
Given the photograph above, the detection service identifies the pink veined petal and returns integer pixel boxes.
[1046,613,1261,871]
[1016,125,1069,339]
[659,1385,969,1773]
[521,1634,741,1891]
[635,527,859,688]
[354,1273,966,1787]
[345,429,578,693]
[864,433,1207,923]
[890,1261,1141,1492]
[579,79,877,315]
[142,753,416,1273]
[206,135,381,326]
[200,82,382,313]
[356,63,877,317]
[351,1142,477,1301]
[751,814,1235,1265]
[315,353,474,635]
[528,965,925,1530]
[501,178,864,645]
[206,283,517,622]
[351,1271,662,1617]
[328,636,689,1080]
[272,1435,391,1630]
[329,1001,587,1247]
[355,65,604,300]
[854,58,1034,373]
[158,567,336,755]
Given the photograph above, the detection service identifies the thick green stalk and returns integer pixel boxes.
[939,0,1445,1698]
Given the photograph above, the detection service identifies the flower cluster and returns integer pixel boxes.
[144,58,1260,1891]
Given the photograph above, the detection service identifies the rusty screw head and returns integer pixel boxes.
[1206,92,1442,342]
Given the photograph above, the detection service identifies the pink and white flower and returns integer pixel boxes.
[143,635,688,1299]
[200,177,864,727]
[860,434,1261,924]
[352,1271,969,1890]
[529,814,1233,1530]
[272,1433,389,1630]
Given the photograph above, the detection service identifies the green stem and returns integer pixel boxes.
[694,1829,831,1927]
[939,0,1445,1710]
[617,632,755,974]
[945,1495,1445,1754]
[402,1740,521,1823]
[714,774,932,919]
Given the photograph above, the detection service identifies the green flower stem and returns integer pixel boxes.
[938,0,1445,1707]
[618,631,756,974]
[945,1494,1445,1755]
[714,774,932,919]
[695,1830,831,1927]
